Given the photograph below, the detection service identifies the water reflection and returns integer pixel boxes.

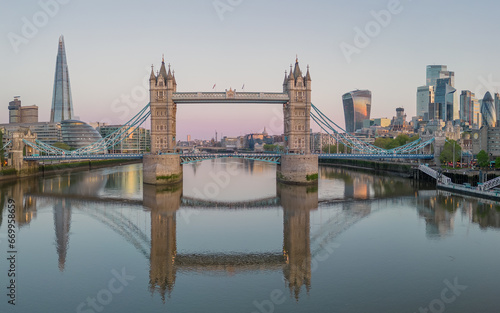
[2,164,500,306]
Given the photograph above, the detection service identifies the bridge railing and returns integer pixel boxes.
[418,164,452,185]
[480,176,500,191]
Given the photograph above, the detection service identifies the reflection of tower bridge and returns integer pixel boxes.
[8,57,435,184]
[23,184,377,300]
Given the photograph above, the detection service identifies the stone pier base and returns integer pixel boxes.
[277,154,318,185]
[143,154,183,185]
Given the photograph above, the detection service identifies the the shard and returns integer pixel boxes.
[50,35,74,123]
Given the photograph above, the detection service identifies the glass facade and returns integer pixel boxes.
[460,90,481,127]
[481,92,496,127]
[434,78,456,121]
[98,126,150,153]
[50,36,74,123]
[343,90,371,133]
[61,120,102,149]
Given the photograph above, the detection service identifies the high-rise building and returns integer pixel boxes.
[434,78,456,121]
[416,86,434,119]
[481,92,496,127]
[495,93,500,126]
[418,65,457,121]
[50,35,74,123]
[426,65,455,87]
[8,97,38,124]
[342,90,371,133]
[460,90,481,127]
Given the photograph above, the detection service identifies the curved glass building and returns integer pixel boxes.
[481,92,496,127]
[343,90,371,133]
[61,120,102,149]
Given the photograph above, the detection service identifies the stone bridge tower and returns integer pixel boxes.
[283,58,312,154]
[149,57,177,153]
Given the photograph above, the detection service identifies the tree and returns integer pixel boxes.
[322,143,345,153]
[495,157,500,169]
[264,144,282,152]
[52,142,72,151]
[477,150,489,168]
[439,140,461,166]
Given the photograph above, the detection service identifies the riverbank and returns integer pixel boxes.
[319,158,417,178]
[0,159,142,182]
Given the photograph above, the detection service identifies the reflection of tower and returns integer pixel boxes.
[278,183,318,300]
[5,177,38,227]
[144,184,182,301]
[53,200,71,271]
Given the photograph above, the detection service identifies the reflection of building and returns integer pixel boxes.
[144,184,182,301]
[416,194,455,238]
[278,184,317,299]
[50,35,74,123]
[342,90,371,133]
[54,200,71,271]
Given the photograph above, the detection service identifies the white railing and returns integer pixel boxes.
[418,164,451,185]
[481,176,500,191]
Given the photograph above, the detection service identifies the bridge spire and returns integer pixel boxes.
[305,65,311,81]
[150,65,156,81]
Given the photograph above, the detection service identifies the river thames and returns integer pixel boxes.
[1,160,499,312]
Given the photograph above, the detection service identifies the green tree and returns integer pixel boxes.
[264,144,283,152]
[322,143,345,153]
[52,142,72,151]
[477,150,489,168]
[439,140,461,166]
[495,157,500,169]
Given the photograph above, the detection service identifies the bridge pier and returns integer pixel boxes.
[143,154,183,185]
[277,154,318,185]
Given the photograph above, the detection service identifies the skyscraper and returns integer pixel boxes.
[417,65,457,121]
[481,92,496,127]
[50,35,74,123]
[416,85,434,119]
[460,90,481,127]
[434,78,456,121]
[342,90,371,133]
[495,93,500,126]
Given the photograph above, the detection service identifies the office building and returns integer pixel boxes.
[434,78,456,121]
[481,92,496,128]
[61,120,102,149]
[342,90,371,133]
[495,93,500,126]
[8,97,38,124]
[50,35,74,123]
[416,86,434,119]
[98,125,150,153]
[418,65,457,121]
[460,90,481,127]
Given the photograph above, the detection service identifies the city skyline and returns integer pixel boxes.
[2,0,500,140]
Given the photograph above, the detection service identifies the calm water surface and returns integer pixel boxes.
[0,160,499,313]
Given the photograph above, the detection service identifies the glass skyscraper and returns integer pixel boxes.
[50,35,74,123]
[481,92,496,127]
[434,78,456,121]
[418,65,457,121]
[342,90,371,133]
[460,90,481,127]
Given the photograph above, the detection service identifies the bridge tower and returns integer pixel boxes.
[144,57,182,185]
[283,58,312,154]
[278,58,318,185]
[149,56,177,153]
